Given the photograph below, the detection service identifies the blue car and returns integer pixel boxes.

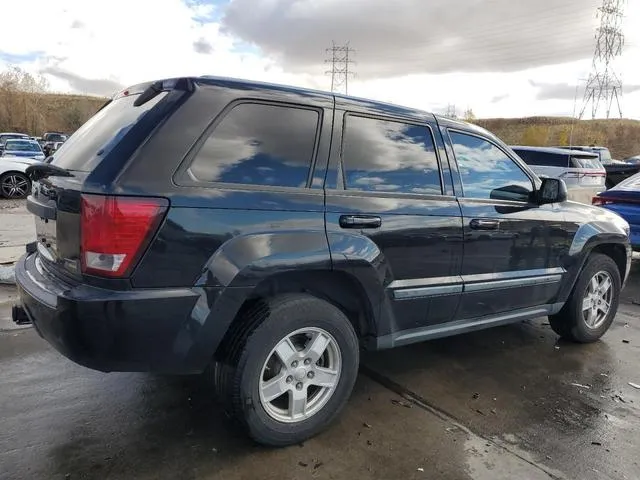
[1,138,46,161]
[593,171,640,250]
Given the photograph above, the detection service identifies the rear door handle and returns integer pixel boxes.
[339,215,382,229]
[469,218,500,230]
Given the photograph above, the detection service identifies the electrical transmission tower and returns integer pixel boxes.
[579,0,626,119]
[325,42,355,95]
[445,104,458,119]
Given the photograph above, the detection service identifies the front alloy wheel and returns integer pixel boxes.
[581,271,613,329]
[259,327,341,423]
[0,173,30,199]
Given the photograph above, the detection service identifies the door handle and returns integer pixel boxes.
[339,215,382,229]
[469,218,500,230]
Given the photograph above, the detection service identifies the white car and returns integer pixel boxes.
[510,146,606,204]
[0,156,41,199]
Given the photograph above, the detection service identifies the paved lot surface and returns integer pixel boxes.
[1,199,639,479]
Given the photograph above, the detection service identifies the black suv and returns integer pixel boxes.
[14,76,631,446]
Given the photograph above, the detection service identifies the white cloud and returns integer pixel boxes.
[0,0,638,119]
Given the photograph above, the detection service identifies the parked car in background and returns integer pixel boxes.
[623,155,640,165]
[41,131,68,157]
[510,146,605,203]
[593,171,640,251]
[0,154,41,198]
[1,139,46,161]
[13,76,631,447]
[0,132,29,154]
[555,145,640,188]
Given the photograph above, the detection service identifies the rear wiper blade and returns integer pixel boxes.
[25,163,74,181]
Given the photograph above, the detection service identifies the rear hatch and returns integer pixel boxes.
[26,80,187,283]
[566,153,606,188]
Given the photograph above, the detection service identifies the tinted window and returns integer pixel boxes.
[341,115,441,194]
[513,149,568,167]
[450,131,532,201]
[51,92,167,171]
[190,103,319,188]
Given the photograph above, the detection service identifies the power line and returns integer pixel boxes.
[325,42,355,95]
[580,0,626,119]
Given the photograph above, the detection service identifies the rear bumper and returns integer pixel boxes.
[15,253,220,374]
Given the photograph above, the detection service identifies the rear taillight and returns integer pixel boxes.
[81,194,168,278]
[592,196,605,206]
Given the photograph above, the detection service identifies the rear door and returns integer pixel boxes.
[324,100,464,333]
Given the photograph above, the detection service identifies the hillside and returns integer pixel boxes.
[2,88,639,160]
[0,91,106,136]
[475,117,640,159]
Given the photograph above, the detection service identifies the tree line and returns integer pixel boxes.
[0,66,104,135]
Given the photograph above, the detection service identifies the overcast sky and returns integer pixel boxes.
[1,0,639,119]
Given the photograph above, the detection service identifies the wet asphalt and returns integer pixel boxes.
[1,269,640,479]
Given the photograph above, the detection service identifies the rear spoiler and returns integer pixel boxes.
[112,77,196,106]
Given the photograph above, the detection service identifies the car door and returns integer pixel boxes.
[324,101,464,335]
[444,127,569,320]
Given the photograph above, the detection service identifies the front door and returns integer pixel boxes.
[324,104,464,335]
[445,128,568,320]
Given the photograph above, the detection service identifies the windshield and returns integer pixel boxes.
[0,134,27,145]
[4,140,41,152]
[51,92,167,171]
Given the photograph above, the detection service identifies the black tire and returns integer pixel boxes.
[549,253,621,343]
[213,293,359,446]
[0,172,31,199]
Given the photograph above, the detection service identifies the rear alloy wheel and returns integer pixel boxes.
[549,253,621,343]
[214,294,359,446]
[0,172,30,199]
[259,327,342,423]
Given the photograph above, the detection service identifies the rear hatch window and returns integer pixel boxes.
[50,91,167,172]
[570,155,603,169]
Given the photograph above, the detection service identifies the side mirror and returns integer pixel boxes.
[537,178,567,204]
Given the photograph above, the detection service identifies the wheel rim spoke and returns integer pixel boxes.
[289,387,308,418]
[304,331,331,363]
[274,338,298,366]
[310,367,339,388]
[582,296,592,311]
[260,371,288,402]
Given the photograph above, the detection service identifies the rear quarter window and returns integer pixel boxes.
[50,92,167,172]
[187,102,320,188]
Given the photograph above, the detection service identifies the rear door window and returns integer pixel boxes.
[189,102,320,188]
[341,115,442,195]
[51,92,167,172]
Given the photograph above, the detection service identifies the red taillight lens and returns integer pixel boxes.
[592,196,605,206]
[81,194,168,277]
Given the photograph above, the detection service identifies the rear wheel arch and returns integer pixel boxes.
[214,270,377,362]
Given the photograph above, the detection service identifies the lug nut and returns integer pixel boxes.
[286,376,293,383]
[307,371,314,379]
[304,358,311,365]
[296,382,303,390]
[291,360,298,368]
